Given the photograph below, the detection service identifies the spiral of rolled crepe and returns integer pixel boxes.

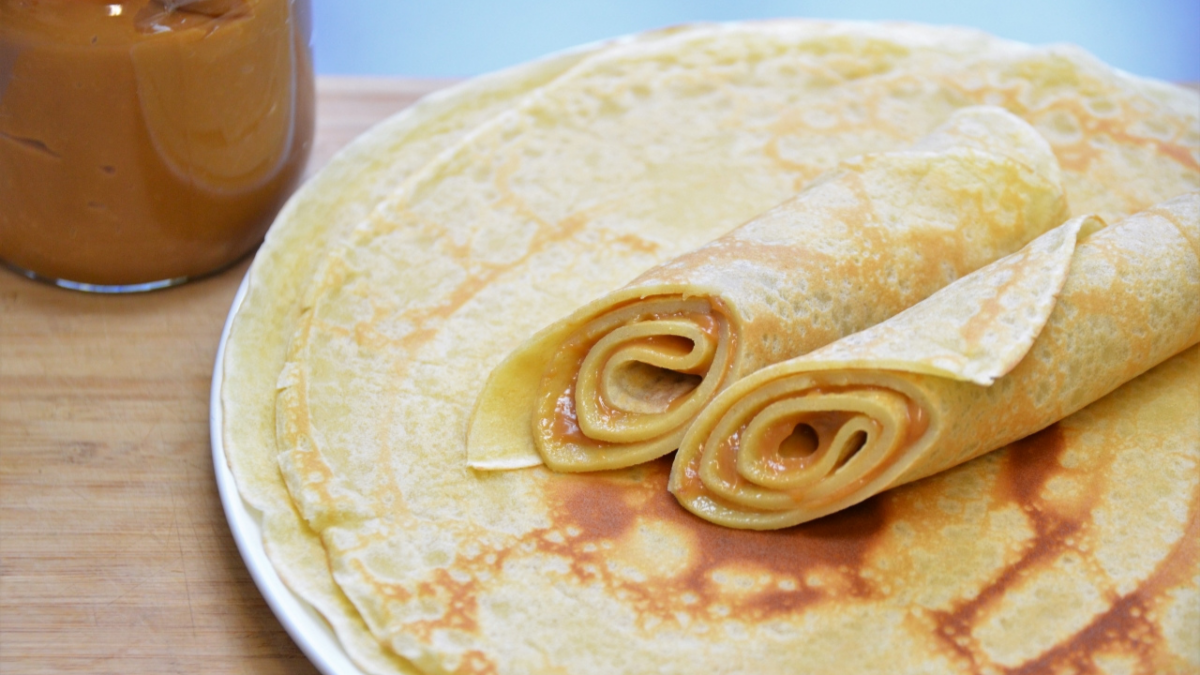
[468,105,1071,473]
[671,374,932,529]
[671,194,1200,529]
[532,294,736,471]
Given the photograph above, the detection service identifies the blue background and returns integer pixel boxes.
[311,0,1200,82]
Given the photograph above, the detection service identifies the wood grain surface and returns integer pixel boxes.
[0,77,451,675]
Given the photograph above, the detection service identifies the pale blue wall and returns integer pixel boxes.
[312,0,1200,82]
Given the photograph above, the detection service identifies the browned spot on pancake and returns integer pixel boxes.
[454,650,500,675]
[1085,113,1200,175]
[533,455,888,626]
[763,134,823,175]
[607,232,663,256]
[999,424,1069,506]
[1011,459,1200,675]
[416,568,480,633]
[1019,94,1198,186]
[362,564,482,649]
[1009,594,1156,675]
[929,425,1079,671]
[928,422,1200,673]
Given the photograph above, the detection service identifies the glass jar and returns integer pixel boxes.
[0,0,314,292]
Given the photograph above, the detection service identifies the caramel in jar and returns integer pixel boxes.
[0,0,314,290]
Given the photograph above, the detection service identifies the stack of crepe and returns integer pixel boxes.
[219,21,1200,675]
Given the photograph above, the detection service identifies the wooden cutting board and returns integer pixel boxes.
[0,77,452,675]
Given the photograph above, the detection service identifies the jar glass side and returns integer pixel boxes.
[0,0,315,292]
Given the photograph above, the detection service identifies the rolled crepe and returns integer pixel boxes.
[670,192,1200,529]
[469,106,1070,472]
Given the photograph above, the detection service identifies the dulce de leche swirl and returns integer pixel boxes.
[0,0,314,288]
[469,106,1071,472]
[670,194,1200,529]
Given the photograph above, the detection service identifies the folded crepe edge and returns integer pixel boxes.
[466,283,735,470]
[779,213,1103,386]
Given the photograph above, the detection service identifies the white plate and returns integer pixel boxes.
[211,273,368,675]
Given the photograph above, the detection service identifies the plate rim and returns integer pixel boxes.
[210,270,369,675]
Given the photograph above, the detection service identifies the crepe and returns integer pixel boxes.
[220,20,1200,675]
[671,193,1200,529]
[468,105,1069,472]
[218,38,625,673]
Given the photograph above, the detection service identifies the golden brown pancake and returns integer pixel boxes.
[671,194,1200,529]
[220,20,1200,675]
[468,106,1070,473]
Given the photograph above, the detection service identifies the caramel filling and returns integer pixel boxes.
[535,296,736,471]
[677,382,930,517]
[0,0,314,285]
